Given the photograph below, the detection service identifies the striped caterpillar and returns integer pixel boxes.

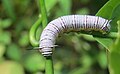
[39,15,111,56]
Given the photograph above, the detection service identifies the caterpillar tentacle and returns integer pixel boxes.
[39,15,111,56]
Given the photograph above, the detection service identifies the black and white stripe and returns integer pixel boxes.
[39,15,111,56]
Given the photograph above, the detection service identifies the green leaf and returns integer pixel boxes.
[59,0,71,14]
[95,0,120,49]
[81,55,93,68]
[0,57,5,64]
[109,20,120,74]
[0,44,6,58]
[18,32,29,47]
[55,0,71,16]
[0,61,24,74]
[111,4,120,32]
[96,0,120,19]
[109,52,120,74]
[6,44,22,61]
[97,51,107,69]
[45,0,58,12]
[0,31,11,45]
[2,0,16,20]
[76,8,90,15]
[0,19,12,29]
[23,52,45,72]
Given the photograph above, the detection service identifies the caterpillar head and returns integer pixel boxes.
[102,20,111,34]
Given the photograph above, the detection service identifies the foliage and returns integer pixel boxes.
[109,20,120,74]
[95,0,120,49]
[0,0,120,74]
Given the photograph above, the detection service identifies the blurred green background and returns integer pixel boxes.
[0,0,109,74]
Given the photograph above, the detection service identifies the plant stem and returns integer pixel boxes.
[117,21,120,36]
[45,56,54,74]
[107,32,118,38]
[39,0,54,74]
[29,17,42,46]
[84,32,118,38]
[39,0,48,28]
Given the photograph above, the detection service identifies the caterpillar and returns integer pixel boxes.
[39,15,111,56]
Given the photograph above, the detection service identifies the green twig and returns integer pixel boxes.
[39,0,48,28]
[81,32,118,39]
[117,21,120,36]
[29,17,42,46]
[107,32,118,38]
[115,21,120,44]
[45,56,54,74]
[39,0,54,74]
[94,32,118,38]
